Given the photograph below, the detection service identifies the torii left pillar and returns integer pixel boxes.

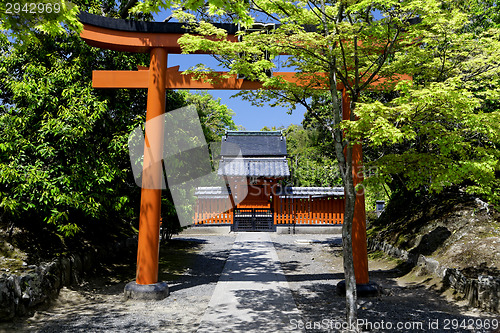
[124,47,169,300]
[78,13,246,300]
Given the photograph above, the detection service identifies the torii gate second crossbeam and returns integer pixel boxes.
[79,12,374,299]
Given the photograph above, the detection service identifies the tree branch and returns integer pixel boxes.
[359,27,401,91]
[250,0,281,22]
[307,0,338,22]
[119,0,138,19]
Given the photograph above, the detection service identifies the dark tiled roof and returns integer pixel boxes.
[276,187,344,198]
[79,12,239,34]
[194,187,230,198]
[221,131,287,157]
[218,157,290,177]
[194,186,344,198]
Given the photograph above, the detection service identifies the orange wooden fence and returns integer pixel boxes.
[193,198,233,225]
[273,196,344,225]
[194,195,344,225]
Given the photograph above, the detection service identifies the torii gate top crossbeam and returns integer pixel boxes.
[79,12,408,91]
[80,12,313,90]
[79,12,239,53]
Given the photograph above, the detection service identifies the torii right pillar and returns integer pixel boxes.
[339,89,378,296]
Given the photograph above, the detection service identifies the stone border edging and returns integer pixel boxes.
[0,237,138,321]
[0,251,94,320]
[368,239,499,313]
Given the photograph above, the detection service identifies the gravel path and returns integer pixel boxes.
[271,234,498,333]
[0,235,236,333]
[0,233,498,333]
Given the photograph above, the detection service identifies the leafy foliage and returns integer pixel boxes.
[352,23,500,207]
[181,91,237,142]
[0,31,149,238]
[283,124,342,187]
[170,0,500,208]
[2,0,498,324]
[0,21,236,242]
[0,0,82,48]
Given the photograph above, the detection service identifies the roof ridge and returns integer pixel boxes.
[223,157,287,160]
[225,130,282,136]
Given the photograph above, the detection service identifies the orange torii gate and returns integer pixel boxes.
[79,12,382,298]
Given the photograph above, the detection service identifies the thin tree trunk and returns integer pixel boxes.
[327,79,359,332]
[318,0,359,326]
[342,159,358,331]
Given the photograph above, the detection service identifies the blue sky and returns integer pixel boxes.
[167,54,306,130]
[152,12,306,131]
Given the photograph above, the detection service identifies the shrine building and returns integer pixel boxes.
[192,131,345,233]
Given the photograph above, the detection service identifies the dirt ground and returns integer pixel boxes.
[0,234,498,333]
[272,234,499,333]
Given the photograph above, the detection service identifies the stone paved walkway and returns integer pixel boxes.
[197,232,304,332]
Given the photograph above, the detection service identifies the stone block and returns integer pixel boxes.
[60,257,71,286]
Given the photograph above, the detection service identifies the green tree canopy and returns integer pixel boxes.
[284,124,342,188]
[0,0,82,48]
[0,3,236,244]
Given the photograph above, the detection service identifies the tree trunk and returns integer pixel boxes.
[326,72,359,332]
[342,159,358,331]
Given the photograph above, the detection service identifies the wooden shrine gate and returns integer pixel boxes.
[232,208,274,232]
